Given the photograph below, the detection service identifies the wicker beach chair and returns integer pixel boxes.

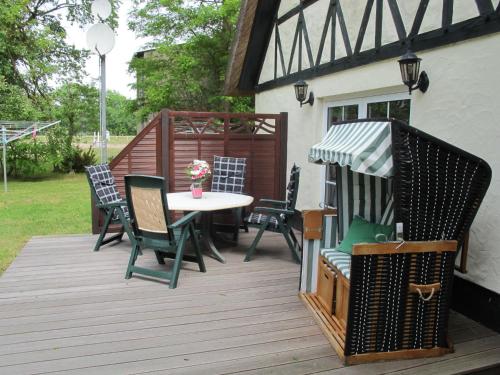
[124,175,205,289]
[300,119,491,364]
[243,164,301,262]
[85,164,133,252]
[211,155,248,241]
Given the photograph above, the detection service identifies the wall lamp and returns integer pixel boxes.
[398,50,429,95]
[294,80,314,107]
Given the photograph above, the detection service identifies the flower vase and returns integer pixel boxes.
[191,181,203,199]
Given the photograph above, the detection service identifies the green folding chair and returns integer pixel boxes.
[243,164,301,262]
[85,164,134,252]
[124,175,206,288]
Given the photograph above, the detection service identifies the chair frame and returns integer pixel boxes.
[125,175,205,289]
[244,165,301,262]
[85,166,134,252]
[211,155,249,241]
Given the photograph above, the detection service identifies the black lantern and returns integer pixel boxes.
[294,80,314,107]
[398,50,429,95]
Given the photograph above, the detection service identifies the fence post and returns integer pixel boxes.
[279,112,288,200]
[161,109,170,192]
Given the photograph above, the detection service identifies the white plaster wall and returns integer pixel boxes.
[255,33,500,293]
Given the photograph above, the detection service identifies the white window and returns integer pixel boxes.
[321,93,411,209]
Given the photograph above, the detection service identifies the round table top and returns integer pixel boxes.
[166,192,254,212]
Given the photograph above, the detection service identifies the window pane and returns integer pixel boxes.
[325,165,337,208]
[389,99,411,123]
[368,101,388,118]
[328,107,343,127]
[344,105,358,120]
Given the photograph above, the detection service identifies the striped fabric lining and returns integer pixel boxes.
[320,248,351,279]
[337,166,391,241]
[309,121,393,178]
[379,195,394,227]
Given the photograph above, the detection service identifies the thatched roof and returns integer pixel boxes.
[224,0,279,96]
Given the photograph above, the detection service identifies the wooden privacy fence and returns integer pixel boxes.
[92,110,288,233]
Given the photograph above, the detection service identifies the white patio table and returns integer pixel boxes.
[166,192,254,263]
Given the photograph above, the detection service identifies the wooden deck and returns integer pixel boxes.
[0,231,499,374]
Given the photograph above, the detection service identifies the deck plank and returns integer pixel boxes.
[0,232,499,374]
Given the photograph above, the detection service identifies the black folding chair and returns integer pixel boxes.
[244,164,301,262]
[85,164,133,251]
[211,155,248,241]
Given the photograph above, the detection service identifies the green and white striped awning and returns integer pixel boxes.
[309,121,394,178]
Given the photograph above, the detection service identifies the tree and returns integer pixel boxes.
[0,0,119,110]
[51,82,99,148]
[107,91,137,135]
[129,0,253,119]
[0,77,41,121]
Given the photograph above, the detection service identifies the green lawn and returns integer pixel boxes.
[0,174,91,274]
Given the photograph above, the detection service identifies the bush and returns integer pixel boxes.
[5,139,97,178]
[6,140,54,178]
[63,146,97,173]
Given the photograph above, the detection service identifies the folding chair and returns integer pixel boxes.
[124,175,206,288]
[211,155,248,241]
[85,164,134,252]
[244,164,301,262]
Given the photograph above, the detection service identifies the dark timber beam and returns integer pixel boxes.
[257,11,500,92]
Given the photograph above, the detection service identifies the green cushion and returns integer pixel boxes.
[337,215,393,254]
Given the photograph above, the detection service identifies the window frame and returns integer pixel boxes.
[320,92,411,208]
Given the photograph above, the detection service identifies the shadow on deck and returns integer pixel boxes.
[0,231,499,374]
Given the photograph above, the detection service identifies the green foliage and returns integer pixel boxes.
[0,77,41,120]
[61,146,97,173]
[129,0,253,120]
[0,0,119,102]
[50,82,100,147]
[107,91,137,135]
[6,140,54,178]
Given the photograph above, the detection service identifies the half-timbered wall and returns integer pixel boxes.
[258,0,500,89]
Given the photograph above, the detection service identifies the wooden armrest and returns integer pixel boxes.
[352,240,457,256]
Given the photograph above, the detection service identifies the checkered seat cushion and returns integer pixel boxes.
[85,164,129,220]
[211,156,247,194]
[245,213,280,231]
[320,248,351,279]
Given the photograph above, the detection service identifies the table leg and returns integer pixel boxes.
[200,212,226,263]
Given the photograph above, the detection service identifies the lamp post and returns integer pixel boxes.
[87,0,115,163]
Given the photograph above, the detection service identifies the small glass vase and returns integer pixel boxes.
[190,181,203,199]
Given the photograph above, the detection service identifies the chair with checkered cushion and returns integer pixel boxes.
[85,164,134,252]
[211,155,248,241]
[243,164,301,263]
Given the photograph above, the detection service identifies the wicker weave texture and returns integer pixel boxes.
[130,186,168,234]
[395,125,491,246]
[345,250,455,356]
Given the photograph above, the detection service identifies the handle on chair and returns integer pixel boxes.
[409,282,440,301]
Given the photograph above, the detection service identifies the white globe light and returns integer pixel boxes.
[86,23,115,55]
[91,0,112,20]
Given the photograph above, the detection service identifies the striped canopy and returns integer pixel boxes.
[309,121,394,178]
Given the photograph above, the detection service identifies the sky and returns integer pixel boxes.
[63,0,150,99]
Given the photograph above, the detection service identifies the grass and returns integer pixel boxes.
[0,174,91,274]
